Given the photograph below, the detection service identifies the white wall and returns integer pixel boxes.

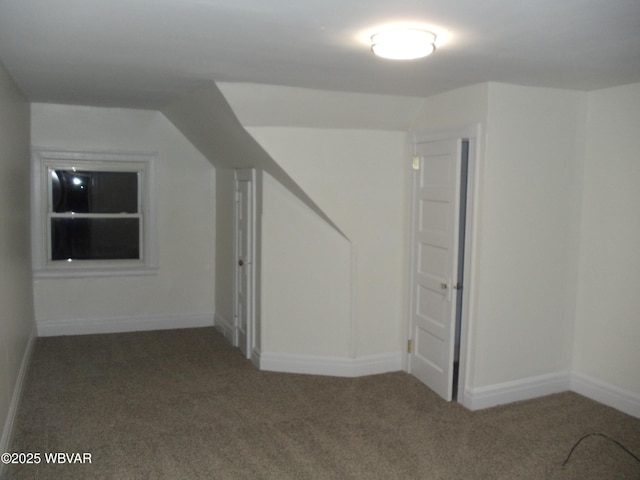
[411,83,489,131]
[31,104,216,335]
[470,84,586,390]
[0,61,35,457]
[218,82,424,131]
[248,127,408,358]
[261,172,352,358]
[573,83,640,403]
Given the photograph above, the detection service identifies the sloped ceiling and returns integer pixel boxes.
[3,1,639,240]
[161,81,348,237]
[0,0,639,109]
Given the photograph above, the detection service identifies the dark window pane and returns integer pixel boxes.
[51,218,140,260]
[51,170,138,213]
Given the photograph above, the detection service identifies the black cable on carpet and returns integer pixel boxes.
[562,433,640,467]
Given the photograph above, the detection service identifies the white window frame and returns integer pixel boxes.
[31,148,158,278]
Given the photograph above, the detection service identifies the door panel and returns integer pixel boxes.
[409,138,461,401]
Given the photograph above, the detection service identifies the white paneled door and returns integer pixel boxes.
[235,169,255,359]
[409,138,462,401]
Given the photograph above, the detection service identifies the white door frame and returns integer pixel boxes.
[405,124,482,408]
[233,168,257,360]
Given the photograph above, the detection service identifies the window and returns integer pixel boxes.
[32,149,158,277]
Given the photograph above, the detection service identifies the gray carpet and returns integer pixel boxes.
[4,327,640,479]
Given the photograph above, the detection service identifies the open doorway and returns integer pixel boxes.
[452,140,469,401]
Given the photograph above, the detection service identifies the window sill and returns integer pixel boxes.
[33,266,159,279]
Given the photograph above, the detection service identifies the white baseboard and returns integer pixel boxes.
[213,313,235,345]
[462,372,571,411]
[37,312,214,337]
[571,372,640,419]
[0,326,36,477]
[259,351,403,377]
[460,371,640,418]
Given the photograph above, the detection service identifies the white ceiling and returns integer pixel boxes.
[1,0,639,110]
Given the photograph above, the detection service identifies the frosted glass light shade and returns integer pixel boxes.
[371,29,436,60]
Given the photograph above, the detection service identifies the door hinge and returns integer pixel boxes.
[412,155,420,170]
[407,339,413,353]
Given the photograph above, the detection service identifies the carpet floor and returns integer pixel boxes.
[4,327,640,479]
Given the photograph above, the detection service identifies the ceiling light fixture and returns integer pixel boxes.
[371,29,437,60]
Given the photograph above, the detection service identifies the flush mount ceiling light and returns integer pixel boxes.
[371,29,437,60]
